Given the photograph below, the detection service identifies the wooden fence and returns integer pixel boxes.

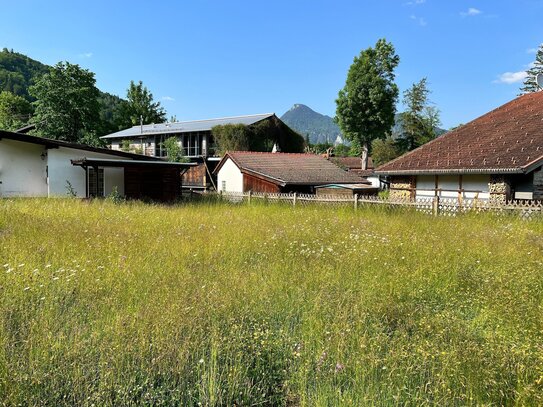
[216,191,543,219]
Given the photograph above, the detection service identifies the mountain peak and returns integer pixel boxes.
[281,104,342,145]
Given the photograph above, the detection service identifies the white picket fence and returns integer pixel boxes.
[215,191,543,219]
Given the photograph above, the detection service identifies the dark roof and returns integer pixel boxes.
[100,113,275,139]
[376,92,543,175]
[215,152,366,186]
[0,130,161,161]
[71,158,196,168]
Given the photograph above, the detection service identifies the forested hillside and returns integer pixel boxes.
[0,49,130,137]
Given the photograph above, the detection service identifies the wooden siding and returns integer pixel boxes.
[124,167,180,202]
[243,173,281,193]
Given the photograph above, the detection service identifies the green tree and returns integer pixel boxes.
[0,90,33,130]
[398,78,441,151]
[118,80,166,127]
[212,124,251,154]
[162,136,189,162]
[521,44,543,94]
[335,38,400,168]
[29,62,100,142]
[371,136,401,166]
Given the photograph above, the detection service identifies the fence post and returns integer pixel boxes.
[293,192,297,207]
[248,190,252,204]
[354,193,358,210]
[432,196,440,216]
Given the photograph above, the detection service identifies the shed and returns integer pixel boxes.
[214,151,366,194]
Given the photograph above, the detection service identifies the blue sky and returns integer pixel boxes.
[1,0,542,129]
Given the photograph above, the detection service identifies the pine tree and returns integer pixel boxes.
[521,44,543,94]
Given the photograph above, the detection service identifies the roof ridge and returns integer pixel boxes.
[130,113,275,128]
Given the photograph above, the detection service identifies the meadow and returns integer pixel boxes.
[1,198,542,406]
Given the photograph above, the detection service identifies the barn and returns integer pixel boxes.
[0,130,194,201]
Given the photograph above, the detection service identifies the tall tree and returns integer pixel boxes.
[0,90,33,130]
[521,44,543,94]
[371,136,401,166]
[335,38,400,169]
[398,78,441,151]
[118,80,166,127]
[29,62,100,142]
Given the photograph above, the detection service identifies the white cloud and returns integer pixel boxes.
[410,14,427,26]
[493,71,528,84]
[460,7,482,16]
[161,96,175,101]
[79,52,93,58]
[527,48,537,54]
[405,0,426,5]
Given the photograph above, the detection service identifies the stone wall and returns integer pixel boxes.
[389,176,415,201]
[533,167,543,200]
[488,175,511,204]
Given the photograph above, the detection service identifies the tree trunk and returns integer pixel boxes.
[361,142,369,171]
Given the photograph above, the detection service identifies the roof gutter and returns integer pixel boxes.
[375,167,526,176]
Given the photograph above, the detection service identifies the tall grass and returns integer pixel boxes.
[1,198,542,406]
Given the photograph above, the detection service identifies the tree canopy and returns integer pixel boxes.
[29,62,101,143]
[335,38,400,165]
[398,78,441,151]
[0,90,33,131]
[521,44,543,94]
[118,80,166,127]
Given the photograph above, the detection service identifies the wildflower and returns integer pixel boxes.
[24,287,30,291]
[198,358,204,364]
[335,362,345,373]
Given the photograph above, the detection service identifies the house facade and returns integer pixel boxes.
[214,151,366,194]
[376,92,543,202]
[0,130,193,201]
[100,113,302,190]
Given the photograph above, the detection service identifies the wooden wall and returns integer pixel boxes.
[125,167,180,202]
[243,174,281,193]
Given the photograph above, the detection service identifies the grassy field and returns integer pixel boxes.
[1,199,542,406]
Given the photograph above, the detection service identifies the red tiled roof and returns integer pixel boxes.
[215,152,366,186]
[376,92,543,175]
[329,156,374,171]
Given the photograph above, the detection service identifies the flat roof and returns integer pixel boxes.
[0,130,160,161]
[71,158,196,168]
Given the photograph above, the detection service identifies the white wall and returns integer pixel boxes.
[217,158,244,193]
[462,175,490,199]
[416,174,490,200]
[47,147,127,198]
[415,175,435,199]
[0,139,48,197]
[366,176,381,189]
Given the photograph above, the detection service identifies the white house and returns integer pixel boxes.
[0,130,193,201]
[376,92,543,203]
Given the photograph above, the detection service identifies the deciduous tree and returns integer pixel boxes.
[118,80,166,127]
[0,90,33,130]
[335,39,400,169]
[29,62,100,142]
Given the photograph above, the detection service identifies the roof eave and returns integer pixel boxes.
[375,168,525,176]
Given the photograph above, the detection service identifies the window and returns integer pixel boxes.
[222,180,226,192]
[88,167,104,197]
